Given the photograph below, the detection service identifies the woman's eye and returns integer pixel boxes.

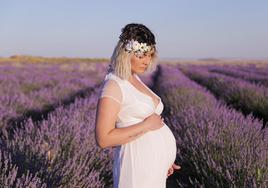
[135,54,144,58]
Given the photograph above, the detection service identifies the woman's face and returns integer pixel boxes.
[130,51,153,74]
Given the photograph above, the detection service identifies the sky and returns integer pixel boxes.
[1,0,268,60]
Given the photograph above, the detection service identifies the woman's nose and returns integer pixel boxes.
[142,61,148,66]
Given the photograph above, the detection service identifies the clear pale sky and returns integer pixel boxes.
[1,0,268,59]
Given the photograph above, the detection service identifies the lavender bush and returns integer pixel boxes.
[179,64,268,128]
[1,90,113,187]
[0,150,47,187]
[0,63,106,129]
[154,64,268,187]
[205,64,268,87]
[236,64,268,77]
[0,62,114,187]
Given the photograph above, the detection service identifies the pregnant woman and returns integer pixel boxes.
[95,23,181,188]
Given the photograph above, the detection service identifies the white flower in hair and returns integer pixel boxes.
[125,39,152,54]
[140,43,147,50]
[143,45,150,52]
[132,40,141,51]
[125,41,132,51]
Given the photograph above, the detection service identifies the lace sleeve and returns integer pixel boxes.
[99,79,122,104]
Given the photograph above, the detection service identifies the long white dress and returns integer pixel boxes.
[98,72,177,188]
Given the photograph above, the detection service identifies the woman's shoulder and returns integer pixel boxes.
[104,72,125,84]
[102,72,127,93]
[100,72,127,104]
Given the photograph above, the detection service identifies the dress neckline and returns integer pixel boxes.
[126,73,161,109]
[108,72,161,109]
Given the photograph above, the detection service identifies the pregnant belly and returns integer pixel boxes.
[124,123,177,178]
[154,123,177,167]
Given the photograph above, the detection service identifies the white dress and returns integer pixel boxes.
[98,72,177,188]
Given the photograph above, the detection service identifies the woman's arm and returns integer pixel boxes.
[95,97,149,149]
[103,121,149,148]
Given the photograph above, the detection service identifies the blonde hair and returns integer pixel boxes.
[107,40,158,80]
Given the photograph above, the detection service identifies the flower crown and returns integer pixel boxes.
[124,39,153,56]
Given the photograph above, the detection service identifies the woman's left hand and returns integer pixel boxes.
[167,163,181,177]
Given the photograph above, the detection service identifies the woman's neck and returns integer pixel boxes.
[128,73,137,82]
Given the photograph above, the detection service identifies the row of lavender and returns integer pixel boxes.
[0,62,106,129]
[205,64,268,87]
[154,64,267,187]
[0,61,115,188]
[234,63,268,77]
[179,64,268,129]
[0,81,114,187]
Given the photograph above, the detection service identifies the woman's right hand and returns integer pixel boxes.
[143,113,165,131]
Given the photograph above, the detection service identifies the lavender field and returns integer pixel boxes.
[0,61,267,187]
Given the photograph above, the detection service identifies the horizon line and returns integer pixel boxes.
[0,54,268,61]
